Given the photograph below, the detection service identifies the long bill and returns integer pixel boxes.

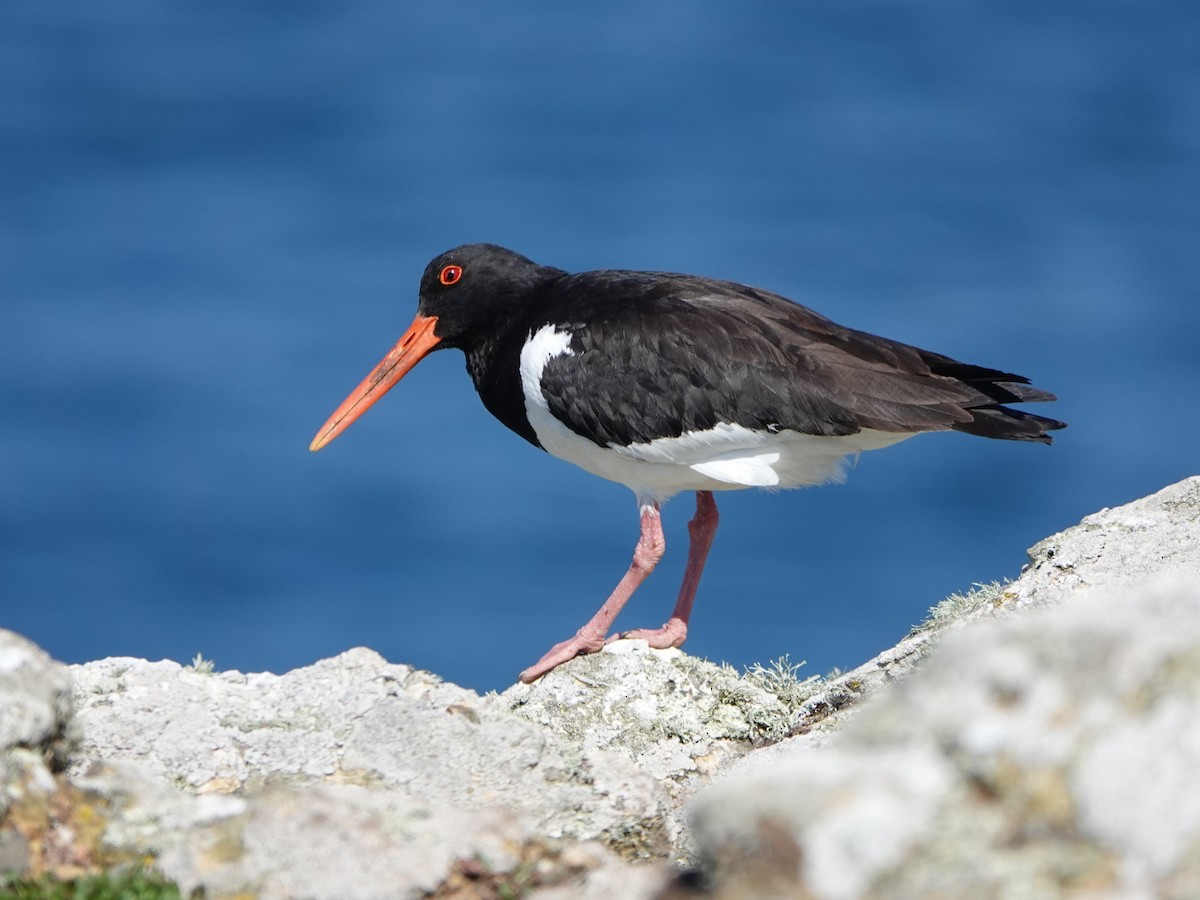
[309,314,441,452]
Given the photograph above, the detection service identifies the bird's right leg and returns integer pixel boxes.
[518,501,665,683]
[615,490,717,649]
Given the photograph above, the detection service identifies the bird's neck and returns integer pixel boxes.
[458,272,568,451]
[465,328,544,450]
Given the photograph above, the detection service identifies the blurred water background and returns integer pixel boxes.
[2,1,1197,691]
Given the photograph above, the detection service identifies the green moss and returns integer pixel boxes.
[0,870,189,900]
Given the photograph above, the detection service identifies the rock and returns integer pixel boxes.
[501,639,807,853]
[67,647,669,897]
[51,638,815,895]
[787,476,1200,738]
[0,630,72,758]
[1011,475,1200,609]
[690,577,1200,897]
[686,477,1200,899]
[160,782,527,900]
[0,631,75,877]
[1,476,1197,897]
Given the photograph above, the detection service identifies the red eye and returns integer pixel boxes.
[439,265,463,286]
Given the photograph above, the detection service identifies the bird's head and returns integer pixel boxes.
[309,243,560,452]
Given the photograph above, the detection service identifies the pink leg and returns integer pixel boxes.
[617,491,719,649]
[519,502,666,683]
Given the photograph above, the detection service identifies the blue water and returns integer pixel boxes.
[2,2,1197,692]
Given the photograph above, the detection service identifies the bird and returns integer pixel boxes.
[310,243,1064,683]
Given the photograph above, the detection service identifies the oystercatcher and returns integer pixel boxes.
[310,243,1064,683]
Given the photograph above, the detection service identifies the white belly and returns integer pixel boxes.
[519,324,915,504]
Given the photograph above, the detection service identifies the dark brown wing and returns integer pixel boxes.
[537,271,1065,448]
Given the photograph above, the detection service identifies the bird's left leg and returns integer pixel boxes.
[518,501,666,683]
[614,490,718,649]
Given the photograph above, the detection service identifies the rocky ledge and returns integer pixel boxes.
[3,477,1199,898]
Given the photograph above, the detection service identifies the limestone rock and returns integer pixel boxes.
[67,647,669,897]
[1011,475,1200,609]
[0,630,72,759]
[787,475,1200,739]
[0,630,75,877]
[686,477,1200,899]
[2,476,1198,898]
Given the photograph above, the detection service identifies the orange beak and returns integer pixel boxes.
[309,314,441,452]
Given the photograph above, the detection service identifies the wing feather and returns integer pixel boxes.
[534,272,1062,447]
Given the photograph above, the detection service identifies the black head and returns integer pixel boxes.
[417,244,565,351]
[309,243,563,451]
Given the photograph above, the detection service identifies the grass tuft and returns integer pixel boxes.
[744,655,826,710]
[0,871,187,900]
[186,654,215,674]
[908,580,1009,637]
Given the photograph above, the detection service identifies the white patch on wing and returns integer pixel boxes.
[519,323,917,503]
[518,324,575,416]
[691,454,782,486]
[616,422,913,489]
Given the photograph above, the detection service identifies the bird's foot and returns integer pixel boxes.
[518,630,608,683]
[608,617,688,650]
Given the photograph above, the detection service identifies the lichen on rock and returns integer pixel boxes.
[2,476,1198,898]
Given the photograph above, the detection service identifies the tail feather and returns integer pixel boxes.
[955,404,1066,444]
[920,351,1066,444]
[985,381,1058,405]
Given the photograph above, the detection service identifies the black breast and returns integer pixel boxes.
[464,326,543,449]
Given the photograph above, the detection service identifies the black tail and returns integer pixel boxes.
[921,353,1067,445]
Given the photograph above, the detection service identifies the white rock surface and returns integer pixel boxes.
[1,476,1197,898]
[66,647,677,896]
[0,630,71,756]
[688,477,1200,899]
[1010,476,1200,609]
